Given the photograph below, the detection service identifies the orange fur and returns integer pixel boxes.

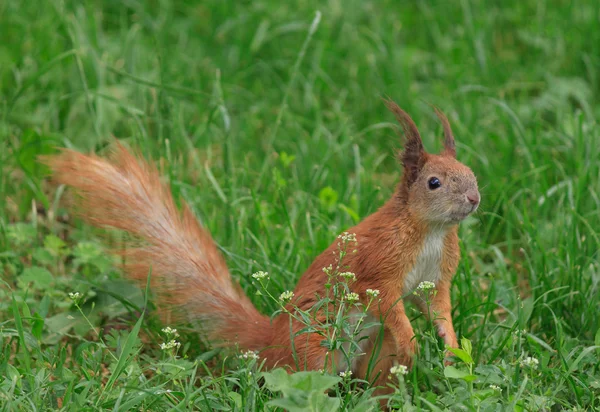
[42,100,479,398]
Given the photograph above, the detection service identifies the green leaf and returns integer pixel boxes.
[5,364,22,387]
[32,248,54,265]
[444,365,477,382]
[567,345,600,374]
[7,223,37,247]
[72,241,112,271]
[228,391,242,408]
[261,368,290,392]
[279,151,296,168]
[319,186,338,210]
[347,396,378,412]
[308,390,341,411]
[12,296,32,378]
[518,296,534,329]
[461,337,473,356]
[262,369,342,411]
[103,311,145,394]
[44,235,67,257]
[45,312,82,336]
[446,347,473,365]
[31,312,44,341]
[267,398,308,412]
[17,129,58,178]
[338,203,360,223]
[19,266,54,289]
[272,167,287,188]
[290,371,341,392]
[73,242,102,263]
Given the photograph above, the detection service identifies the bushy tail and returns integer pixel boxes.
[42,143,272,351]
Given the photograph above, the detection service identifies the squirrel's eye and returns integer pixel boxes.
[428,177,441,190]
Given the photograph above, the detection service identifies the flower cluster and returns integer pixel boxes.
[489,384,501,392]
[279,290,294,303]
[366,289,380,298]
[390,364,408,376]
[339,370,352,378]
[68,292,81,301]
[252,271,269,281]
[322,264,334,277]
[417,281,435,291]
[161,326,179,337]
[337,232,357,243]
[160,339,181,351]
[239,350,259,360]
[344,292,360,304]
[339,272,356,282]
[520,356,539,369]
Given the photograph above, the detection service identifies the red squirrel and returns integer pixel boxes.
[43,99,479,389]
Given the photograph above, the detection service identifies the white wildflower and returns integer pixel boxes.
[252,271,269,281]
[520,356,539,369]
[160,339,181,351]
[161,326,179,337]
[344,292,360,303]
[338,232,357,243]
[489,384,501,391]
[339,370,352,378]
[339,272,356,281]
[68,292,81,301]
[322,264,333,275]
[279,290,294,303]
[239,350,259,360]
[366,289,380,298]
[390,365,408,376]
[417,281,435,291]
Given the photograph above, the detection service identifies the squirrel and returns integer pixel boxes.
[42,99,479,392]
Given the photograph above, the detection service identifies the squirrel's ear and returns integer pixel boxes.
[384,99,426,186]
[433,107,456,158]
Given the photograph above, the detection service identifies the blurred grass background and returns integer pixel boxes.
[1,0,599,410]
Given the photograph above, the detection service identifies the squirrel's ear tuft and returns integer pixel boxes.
[433,107,456,158]
[384,98,426,186]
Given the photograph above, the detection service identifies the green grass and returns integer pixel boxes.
[2,0,600,410]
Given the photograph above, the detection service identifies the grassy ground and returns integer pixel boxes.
[2,0,600,410]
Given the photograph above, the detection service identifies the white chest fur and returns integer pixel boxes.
[403,230,446,294]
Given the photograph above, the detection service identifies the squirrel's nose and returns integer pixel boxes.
[466,191,480,206]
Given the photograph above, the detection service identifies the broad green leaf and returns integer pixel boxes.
[44,235,67,257]
[444,365,477,382]
[446,346,473,365]
[308,390,341,411]
[45,312,82,336]
[19,267,54,289]
[261,368,291,392]
[228,391,242,408]
[461,337,473,356]
[32,247,54,265]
